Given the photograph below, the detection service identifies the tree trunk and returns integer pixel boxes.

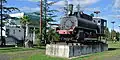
[26,24,29,37]
[25,39,33,48]
[1,36,6,47]
[33,27,35,44]
[23,27,26,47]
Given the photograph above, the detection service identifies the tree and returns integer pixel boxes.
[111,30,117,42]
[104,27,110,41]
[25,12,40,45]
[0,0,19,46]
[34,1,59,45]
[20,16,30,43]
[116,32,120,41]
[90,13,94,17]
[47,28,59,43]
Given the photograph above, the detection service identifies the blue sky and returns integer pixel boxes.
[5,0,120,32]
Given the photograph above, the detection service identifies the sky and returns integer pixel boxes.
[5,0,120,32]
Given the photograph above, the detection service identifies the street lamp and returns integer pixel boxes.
[111,21,115,42]
[111,21,115,30]
[94,11,100,17]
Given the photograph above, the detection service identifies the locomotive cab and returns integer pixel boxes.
[93,17,107,35]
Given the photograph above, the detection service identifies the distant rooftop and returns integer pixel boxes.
[9,12,24,18]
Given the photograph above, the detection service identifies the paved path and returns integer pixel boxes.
[1,50,120,60]
[104,55,120,60]
[0,54,10,60]
[0,50,40,60]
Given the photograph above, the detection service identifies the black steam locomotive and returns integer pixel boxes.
[57,4,107,43]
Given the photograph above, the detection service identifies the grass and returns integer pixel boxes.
[72,41,120,60]
[16,52,68,60]
[0,46,45,53]
[0,47,34,53]
[1,41,120,60]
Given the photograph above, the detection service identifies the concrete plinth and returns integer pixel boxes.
[46,43,108,58]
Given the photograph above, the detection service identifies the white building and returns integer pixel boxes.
[0,12,39,45]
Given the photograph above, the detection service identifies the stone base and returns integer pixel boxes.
[46,43,108,58]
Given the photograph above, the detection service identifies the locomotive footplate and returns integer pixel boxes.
[53,40,105,45]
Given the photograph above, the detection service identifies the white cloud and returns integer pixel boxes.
[109,28,120,32]
[69,0,99,7]
[9,12,24,18]
[114,28,120,32]
[17,0,39,2]
[113,0,120,8]
[18,0,51,2]
[28,0,39,2]
[84,7,100,12]
[112,9,120,13]
[47,1,54,3]
[109,15,120,19]
[53,0,66,6]
[20,6,39,12]
[112,0,120,13]
[53,0,100,12]
[54,0,99,7]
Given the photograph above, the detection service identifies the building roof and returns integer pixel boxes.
[7,12,40,26]
[9,12,24,18]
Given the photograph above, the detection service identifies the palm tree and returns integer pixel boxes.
[0,0,19,46]
[20,16,30,42]
[47,28,59,43]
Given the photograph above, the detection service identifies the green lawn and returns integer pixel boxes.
[0,47,36,53]
[1,41,120,60]
[0,46,46,53]
[15,52,68,60]
[73,41,120,60]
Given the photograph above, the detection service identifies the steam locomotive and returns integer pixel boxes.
[57,4,107,42]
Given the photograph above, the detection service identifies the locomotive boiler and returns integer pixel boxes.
[57,4,107,42]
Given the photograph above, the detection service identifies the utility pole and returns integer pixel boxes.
[0,0,3,45]
[40,0,42,42]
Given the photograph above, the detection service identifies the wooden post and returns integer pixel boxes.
[40,0,42,42]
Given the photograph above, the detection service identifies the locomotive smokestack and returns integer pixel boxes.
[68,4,73,15]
